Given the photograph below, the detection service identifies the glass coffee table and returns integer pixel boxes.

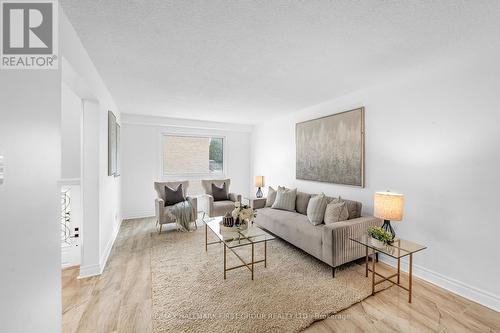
[204,216,275,280]
[350,235,426,303]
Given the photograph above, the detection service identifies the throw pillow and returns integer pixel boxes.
[295,191,311,215]
[307,193,328,225]
[164,184,185,206]
[266,186,286,207]
[265,186,277,207]
[271,187,297,211]
[324,201,349,223]
[327,196,359,219]
[212,183,229,201]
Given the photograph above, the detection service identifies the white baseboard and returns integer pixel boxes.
[78,219,123,279]
[99,219,122,272]
[122,210,155,220]
[379,254,500,312]
[78,263,101,278]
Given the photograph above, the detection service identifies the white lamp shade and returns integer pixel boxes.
[255,176,264,187]
[374,192,404,221]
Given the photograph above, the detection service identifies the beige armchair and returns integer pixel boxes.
[200,179,241,218]
[154,181,198,233]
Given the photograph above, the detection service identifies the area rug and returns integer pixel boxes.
[151,222,387,333]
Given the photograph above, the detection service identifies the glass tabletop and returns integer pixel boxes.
[205,217,275,248]
[350,235,426,259]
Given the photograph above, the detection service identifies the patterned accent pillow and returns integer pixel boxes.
[271,187,297,211]
[324,201,349,223]
[306,193,328,225]
[164,184,185,206]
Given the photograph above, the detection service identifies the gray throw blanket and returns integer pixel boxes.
[169,201,195,231]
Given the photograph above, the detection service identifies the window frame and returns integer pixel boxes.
[159,132,227,180]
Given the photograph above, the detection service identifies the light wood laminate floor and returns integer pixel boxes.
[62,218,500,333]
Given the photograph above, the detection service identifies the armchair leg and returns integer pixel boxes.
[158,224,162,234]
[194,219,198,230]
[202,212,206,221]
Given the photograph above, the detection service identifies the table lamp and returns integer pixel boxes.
[255,176,264,198]
[374,191,404,239]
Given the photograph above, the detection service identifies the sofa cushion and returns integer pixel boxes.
[255,208,323,260]
[162,207,177,223]
[212,200,235,217]
[272,187,296,211]
[295,191,311,215]
[324,200,349,223]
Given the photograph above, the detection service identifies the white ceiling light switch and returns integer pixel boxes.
[0,155,5,185]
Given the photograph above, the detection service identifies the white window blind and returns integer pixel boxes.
[162,135,224,176]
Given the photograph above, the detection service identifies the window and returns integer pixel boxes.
[162,135,224,176]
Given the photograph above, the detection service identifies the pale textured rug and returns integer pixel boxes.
[151,222,386,333]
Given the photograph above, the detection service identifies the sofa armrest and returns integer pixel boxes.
[199,194,214,216]
[250,198,266,209]
[155,198,165,224]
[322,216,382,267]
[186,196,198,215]
[228,193,241,203]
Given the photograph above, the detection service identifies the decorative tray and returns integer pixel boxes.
[219,221,248,233]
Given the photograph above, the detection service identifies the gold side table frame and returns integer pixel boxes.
[365,248,413,302]
[351,236,426,303]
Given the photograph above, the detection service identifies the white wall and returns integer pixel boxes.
[0,65,62,332]
[252,52,500,311]
[61,83,82,179]
[121,114,252,219]
[61,12,121,276]
[79,100,101,275]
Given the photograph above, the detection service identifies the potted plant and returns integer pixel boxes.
[367,226,393,247]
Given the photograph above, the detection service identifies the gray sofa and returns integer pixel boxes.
[252,192,381,277]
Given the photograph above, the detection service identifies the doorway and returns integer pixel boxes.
[60,82,83,268]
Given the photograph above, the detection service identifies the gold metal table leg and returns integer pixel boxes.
[365,246,369,277]
[409,253,413,303]
[371,252,376,295]
[397,257,401,284]
[251,243,254,281]
[223,245,226,280]
[264,240,267,268]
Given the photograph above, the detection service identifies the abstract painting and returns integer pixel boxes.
[296,107,365,187]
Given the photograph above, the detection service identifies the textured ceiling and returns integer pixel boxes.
[60,1,499,124]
